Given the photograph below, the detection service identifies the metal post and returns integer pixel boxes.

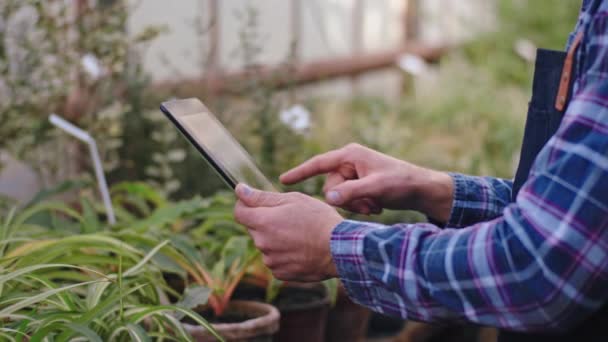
[351,0,364,94]
[404,0,419,40]
[49,114,116,226]
[289,0,302,103]
[206,0,221,93]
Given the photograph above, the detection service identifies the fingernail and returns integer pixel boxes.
[327,191,341,204]
[240,184,252,197]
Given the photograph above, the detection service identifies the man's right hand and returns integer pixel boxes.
[280,143,454,222]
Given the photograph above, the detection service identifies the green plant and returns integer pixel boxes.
[0,200,224,341]
[108,182,260,318]
[0,0,166,189]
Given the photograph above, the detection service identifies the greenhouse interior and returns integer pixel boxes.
[1,0,602,341]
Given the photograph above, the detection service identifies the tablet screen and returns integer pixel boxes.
[161,98,277,192]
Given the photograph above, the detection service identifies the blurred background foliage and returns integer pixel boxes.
[0,0,582,214]
[0,0,584,339]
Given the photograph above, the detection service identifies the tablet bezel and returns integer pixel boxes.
[160,98,250,190]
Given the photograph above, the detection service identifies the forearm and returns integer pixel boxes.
[331,210,606,332]
[330,63,608,330]
[411,169,454,223]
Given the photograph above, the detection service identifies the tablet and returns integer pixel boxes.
[160,98,277,192]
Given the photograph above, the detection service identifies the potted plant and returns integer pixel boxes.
[0,201,222,340]
[239,259,334,342]
[324,281,371,342]
[156,234,280,341]
[110,182,280,341]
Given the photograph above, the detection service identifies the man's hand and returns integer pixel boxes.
[233,184,343,282]
[280,143,454,222]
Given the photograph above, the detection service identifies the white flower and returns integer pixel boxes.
[514,38,536,63]
[81,53,105,80]
[167,149,186,162]
[280,104,311,134]
[397,53,429,76]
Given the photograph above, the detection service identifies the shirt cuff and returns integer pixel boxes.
[445,173,512,228]
[329,219,384,310]
[445,172,468,227]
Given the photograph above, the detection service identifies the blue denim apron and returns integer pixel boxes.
[499,39,608,341]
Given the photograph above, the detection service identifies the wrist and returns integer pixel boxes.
[323,216,343,279]
[412,169,454,223]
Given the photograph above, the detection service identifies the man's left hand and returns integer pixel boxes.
[233,184,343,282]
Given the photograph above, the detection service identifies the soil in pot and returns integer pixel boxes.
[271,283,330,342]
[184,310,252,325]
[232,282,267,302]
[183,300,280,342]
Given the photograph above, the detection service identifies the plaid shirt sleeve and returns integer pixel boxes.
[331,9,608,333]
[445,173,512,228]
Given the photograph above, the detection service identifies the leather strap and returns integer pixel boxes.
[555,31,584,111]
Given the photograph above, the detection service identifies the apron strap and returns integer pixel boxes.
[555,31,583,111]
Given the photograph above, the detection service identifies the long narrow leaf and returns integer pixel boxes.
[0,264,109,286]
[54,283,148,342]
[76,283,147,325]
[14,202,83,228]
[108,323,151,342]
[125,323,151,342]
[0,280,105,317]
[122,240,170,277]
[63,323,103,342]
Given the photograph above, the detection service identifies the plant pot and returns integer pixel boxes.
[366,311,405,339]
[394,322,483,342]
[325,282,371,342]
[184,300,280,342]
[272,282,330,342]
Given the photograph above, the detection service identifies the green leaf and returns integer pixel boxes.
[130,199,203,232]
[122,240,170,277]
[26,274,78,311]
[265,277,283,303]
[125,323,151,342]
[62,323,103,342]
[175,285,211,319]
[169,235,204,267]
[25,180,90,207]
[0,327,27,341]
[111,182,167,208]
[220,236,250,268]
[0,279,103,317]
[81,197,101,233]
[5,234,143,268]
[0,264,108,288]
[14,202,83,229]
[109,323,151,342]
[85,281,112,310]
[323,278,339,306]
[80,282,146,321]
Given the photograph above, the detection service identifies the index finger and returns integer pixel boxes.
[280,149,346,185]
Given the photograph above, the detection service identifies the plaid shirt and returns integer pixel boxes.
[330,0,608,332]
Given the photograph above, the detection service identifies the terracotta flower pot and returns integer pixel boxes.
[325,282,371,342]
[272,282,330,342]
[184,300,280,342]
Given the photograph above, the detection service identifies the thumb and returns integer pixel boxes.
[236,183,285,208]
[325,178,380,206]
